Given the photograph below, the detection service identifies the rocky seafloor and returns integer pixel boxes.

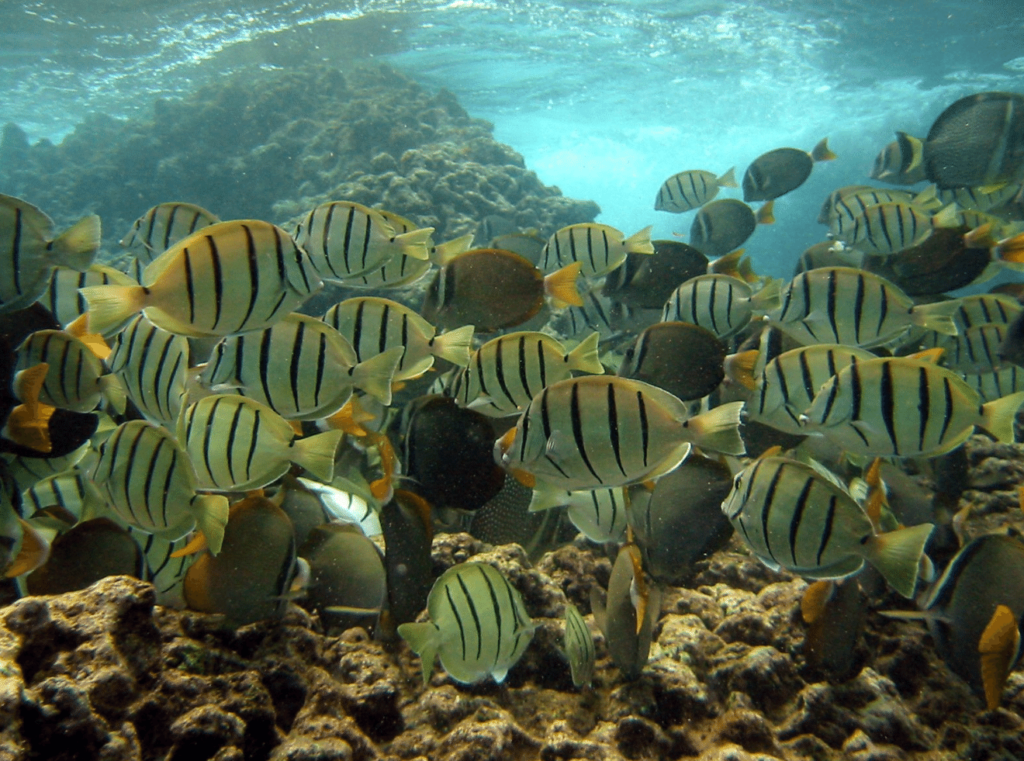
[2,434,1024,761]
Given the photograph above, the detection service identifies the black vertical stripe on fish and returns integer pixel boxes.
[289,318,305,412]
[240,224,260,330]
[816,495,838,566]
[636,391,649,467]
[446,585,468,659]
[802,277,819,340]
[917,365,930,452]
[202,397,223,485]
[321,203,340,278]
[789,476,815,565]
[880,361,899,455]
[853,274,866,345]
[209,235,224,331]
[183,246,196,324]
[877,205,895,252]
[158,443,176,527]
[536,339,548,389]
[570,382,601,482]
[850,364,870,448]
[456,573,485,660]
[476,351,491,404]
[141,435,166,528]
[818,378,840,426]
[569,229,579,272]
[494,338,516,408]
[708,277,720,334]
[760,464,786,566]
[516,335,531,399]
[607,382,627,477]
[352,299,367,360]
[826,269,839,341]
[313,333,327,407]
[725,280,735,330]
[144,207,159,251]
[798,350,815,400]
[876,286,888,337]
[164,204,180,251]
[245,409,262,483]
[586,227,596,274]
[259,329,274,411]
[478,566,504,669]
[341,206,355,276]
[122,426,152,524]
[360,219,372,272]
[399,313,409,372]
[939,376,955,444]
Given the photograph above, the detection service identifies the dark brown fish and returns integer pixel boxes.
[743,138,836,202]
[617,322,727,401]
[862,226,991,296]
[183,494,298,626]
[801,578,868,680]
[25,518,144,596]
[689,199,765,258]
[422,248,582,332]
[924,91,1024,189]
[602,240,709,309]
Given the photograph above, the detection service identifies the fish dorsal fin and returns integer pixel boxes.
[803,457,852,496]
[906,347,944,364]
[800,580,833,624]
[757,445,784,460]
[979,604,1020,711]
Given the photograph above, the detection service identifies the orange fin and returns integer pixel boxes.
[544,261,584,307]
[907,347,945,364]
[66,313,111,360]
[511,468,535,488]
[756,200,776,225]
[979,604,1020,710]
[724,349,760,390]
[324,396,372,437]
[811,137,837,162]
[170,531,210,558]
[801,580,833,624]
[4,519,51,578]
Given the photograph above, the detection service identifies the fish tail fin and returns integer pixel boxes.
[51,214,101,271]
[723,349,760,390]
[430,233,474,267]
[4,519,51,578]
[931,203,962,229]
[749,279,782,313]
[565,331,604,374]
[717,166,738,188]
[862,522,934,598]
[191,493,230,556]
[756,200,776,225]
[350,346,404,405]
[909,300,960,336]
[811,137,837,162]
[397,622,441,685]
[98,374,127,415]
[81,285,148,336]
[544,262,584,307]
[682,401,746,455]
[979,604,1020,710]
[708,249,745,278]
[322,396,373,437]
[528,484,568,512]
[624,225,655,255]
[429,324,475,367]
[996,232,1024,264]
[978,390,1024,443]
[291,429,345,484]
[394,227,434,261]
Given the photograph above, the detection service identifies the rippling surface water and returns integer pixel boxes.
[2,1,1024,274]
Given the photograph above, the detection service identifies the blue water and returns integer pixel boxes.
[2,0,1024,276]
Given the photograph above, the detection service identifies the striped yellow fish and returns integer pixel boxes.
[81,219,323,338]
[199,313,402,418]
[0,193,100,314]
[39,264,137,334]
[965,365,1024,402]
[120,202,220,262]
[496,376,745,498]
[451,331,604,417]
[832,201,939,255]
[294,200,433,282]
[654,168,737,213]
[747,344,876,436]
[825,186,935,238]
[129,526,196,608]
[107,314,190,427]
[563,602,596,688]
[92,420,230,554]
[771,267,958,348]
[722,455,933,597]
[800,355,1024,458]
[177,394,344,492]
[397,561,536,685]
[661,274,781,339]
[540,223,654,278]
[940,323,1010,375]
[14,328,126,414]
[564,486,629,544]
[323,296,474,382]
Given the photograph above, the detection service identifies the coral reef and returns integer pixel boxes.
[0,64,599,259]
[5,433,1024,761]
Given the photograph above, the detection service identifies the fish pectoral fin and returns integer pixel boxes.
[802,310,830,327]
[979,604,1020,710]
[850,419,879,436]
[465,395,496,410]
[544,430,571,463]
[528,485,566,512]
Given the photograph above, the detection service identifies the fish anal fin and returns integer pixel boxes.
[979,604,1020,711]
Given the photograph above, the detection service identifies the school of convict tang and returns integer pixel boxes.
[4,89,1024,706]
